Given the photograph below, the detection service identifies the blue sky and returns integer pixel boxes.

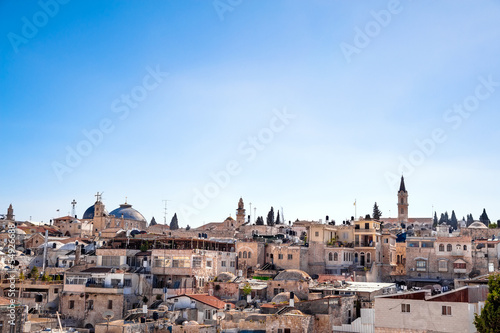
[1,0,500,227]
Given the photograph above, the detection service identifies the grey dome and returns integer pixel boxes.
[109,203,146,222]
[82,203,108,219]
[274,269,311,281]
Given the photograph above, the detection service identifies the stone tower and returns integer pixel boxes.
[6,204,14,221]
[236,198,246,226]
[397,176,408,223]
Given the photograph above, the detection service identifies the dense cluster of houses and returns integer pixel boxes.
[0,181,497,332]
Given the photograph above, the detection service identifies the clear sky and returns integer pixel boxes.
[1,0,500,227]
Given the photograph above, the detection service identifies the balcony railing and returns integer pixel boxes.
[354,242,375,247]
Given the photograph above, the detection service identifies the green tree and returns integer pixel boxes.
[373,202,382,220]
[242,283,252,296]
[489,223,498,229]
[480,209,491,226]
[150,217,157,226]
[276,211,281,225]
[140,241,149,252]
[474,273,500,332]
[450,210,458,230]
[170,213,179,230]
[266,207,275,226]
[186,225,191,231]
[256,216,264,226]
[30,267,39,280]
[433,212,438,228]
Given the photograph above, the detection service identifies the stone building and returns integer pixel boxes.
[81,193,148,235]
[374,285,488,333]
[405,236,474,286]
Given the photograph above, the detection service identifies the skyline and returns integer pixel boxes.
[1,1,500,226]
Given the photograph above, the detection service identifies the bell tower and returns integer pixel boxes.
[236,198,246,227]
[397,176,408,223]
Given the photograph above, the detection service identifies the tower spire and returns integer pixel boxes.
[399,175,407,193]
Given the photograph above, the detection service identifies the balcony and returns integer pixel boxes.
[451,250,464,256]
[354,242,375,248]
[454,268,467,274]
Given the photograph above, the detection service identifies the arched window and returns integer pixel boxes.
[238,251,242,258]
[334,253,338,261]
[456,244,461,250]
[248,252,252,259]
[329,252,333,261]
[447,244,452,252]
[463,245,467,251]
[439,244,444,252]
[243,251,247,258]
[401,198,404,204]
[367,252,371,263]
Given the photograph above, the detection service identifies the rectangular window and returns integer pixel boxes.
[416,260,427,271]
[69,300,74,309]
[108,300,113,309]
[401,304,410,313]
[153,256,164,267]
[172,257,190,268]
[278,254,283,260]
[287,254,293,260]
[221,261,226,267]
[101,256,120,267]
[315,231,319,237]
[192,256,202,268]
[123,279,132,287]
[206,260,212,268]
[438,260,447,272]
[230,261,235,267]
[87,300,94,310]
[454,263,466,269]
[365,223,369,229]
[442,306,451,315]
[205,309,212,320]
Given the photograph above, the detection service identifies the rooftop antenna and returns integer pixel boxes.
[71,199,77,218]
[162,200,171,224]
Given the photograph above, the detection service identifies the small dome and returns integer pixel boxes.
[109,203,146,222]
[274,269,311,281]
[271,292,299,304]
[216,272,236,282]
[469,222,488,229]
[82,203,108,219]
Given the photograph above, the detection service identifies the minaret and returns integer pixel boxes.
[236,198,246,227]
[397,176,408,223]
[6,204,14,221]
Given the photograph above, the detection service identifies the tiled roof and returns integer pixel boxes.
[184,294,229,309]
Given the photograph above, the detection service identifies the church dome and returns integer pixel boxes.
[469,221,488,229]
[109,203,146,222]
[82,203,108,219]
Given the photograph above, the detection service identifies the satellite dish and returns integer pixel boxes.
[120,264,130,271]
[102,311,114,321]
[235,300,247,309]
[216,311,225,320]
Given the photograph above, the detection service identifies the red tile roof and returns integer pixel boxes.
[184,294,230,309]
